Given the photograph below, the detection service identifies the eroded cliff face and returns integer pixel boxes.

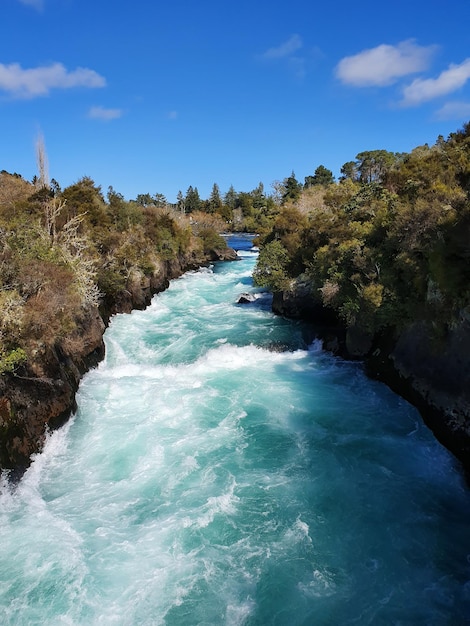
[0,248,237,478]
[100,249,237,322]
[0,306,105,477]
[366,321,470,470]
[273,277,470,475]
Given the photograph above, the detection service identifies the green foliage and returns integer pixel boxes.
[304,165,335,187]
[132,193,167,209]
[184,186,202,213]
[0,171,202,371]
[62,177,108,228]
[355,150,398,184]
[198,228,227,254]
[253,240,291,292]
[255,124,470,335]
[340,161,358,181]
[0,348,27,375]
[208,183,222,213]
[281,172,302,203]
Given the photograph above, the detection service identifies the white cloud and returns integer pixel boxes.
[434,100,470,121]
[18,0,44,9]
[262,34,303,60]
[0,62,106,98]
[336,40,435,87]
[88,106,123,121]
[402,59,470,106]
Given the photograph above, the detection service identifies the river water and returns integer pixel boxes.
[1,234,469,625]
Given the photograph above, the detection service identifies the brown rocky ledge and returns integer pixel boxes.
[0,248,237,479]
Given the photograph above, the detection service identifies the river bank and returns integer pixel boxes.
[0,246,237,478]
[272,277,470,478]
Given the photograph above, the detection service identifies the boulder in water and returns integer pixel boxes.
[237,293,257,304]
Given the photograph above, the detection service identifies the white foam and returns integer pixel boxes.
[298,568,337,598]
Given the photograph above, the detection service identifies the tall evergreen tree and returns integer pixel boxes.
[304,165,335,187]
[208,183,222,213]
[251,182,267,209]
[185,186,201,213]
[282,171,302,203]
[224,185,237,209]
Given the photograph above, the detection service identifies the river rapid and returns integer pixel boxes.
[1,234,469,625]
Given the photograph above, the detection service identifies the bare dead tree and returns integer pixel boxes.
[35,132,50,190]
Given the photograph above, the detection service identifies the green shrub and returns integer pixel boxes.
[0,348,27,375]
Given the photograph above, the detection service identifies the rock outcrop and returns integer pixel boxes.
[206,247,239,262]
[366,321,470,471]
[0,306,105,478]
[237,293,257,304]
[272,276,470,476]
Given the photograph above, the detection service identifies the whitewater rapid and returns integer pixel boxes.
[1,235,469,625]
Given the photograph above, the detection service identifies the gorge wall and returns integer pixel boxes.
[273,279,470,477]
[0,247,237,478]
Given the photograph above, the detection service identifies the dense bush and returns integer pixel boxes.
[255,123,470,335]
[0,173,215,373]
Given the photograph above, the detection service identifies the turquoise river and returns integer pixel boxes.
[1,234,470,625]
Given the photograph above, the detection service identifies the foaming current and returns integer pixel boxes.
[1,235,469,625]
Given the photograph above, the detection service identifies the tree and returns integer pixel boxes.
[208,183,222,213]
[355,150,396,184]
[50,178,61,196]
[107,186,134,231]
[251,182,267,209]
[235,192,254,217]
[185,186,202,213]
[176,190,185,213]
[35,132,49,190]
[253,240,291,292]
[224,185,237,209]
[135,193,154,207]
[153,193,167,208]
[340,161,358,181]
[304,165,335,187]
[282,171,302,203]
[62,176,108,226]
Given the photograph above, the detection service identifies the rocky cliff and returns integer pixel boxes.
[273,277,470,477]
[0,306,105,479]
[0,247,237,479]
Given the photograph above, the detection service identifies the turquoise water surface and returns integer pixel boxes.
[1,235,469,625]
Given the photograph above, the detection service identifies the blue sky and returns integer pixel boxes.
[2,0,470,202]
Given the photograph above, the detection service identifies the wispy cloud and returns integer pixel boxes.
[261,35,311,78]
[402,59,470,106]
[434,100,470,121]
[336,40,436,87]
[88,106,123,121]
[0,62,106,98]
[167,110,178,120]
[262,34,303,60]
[18,0,44,10]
